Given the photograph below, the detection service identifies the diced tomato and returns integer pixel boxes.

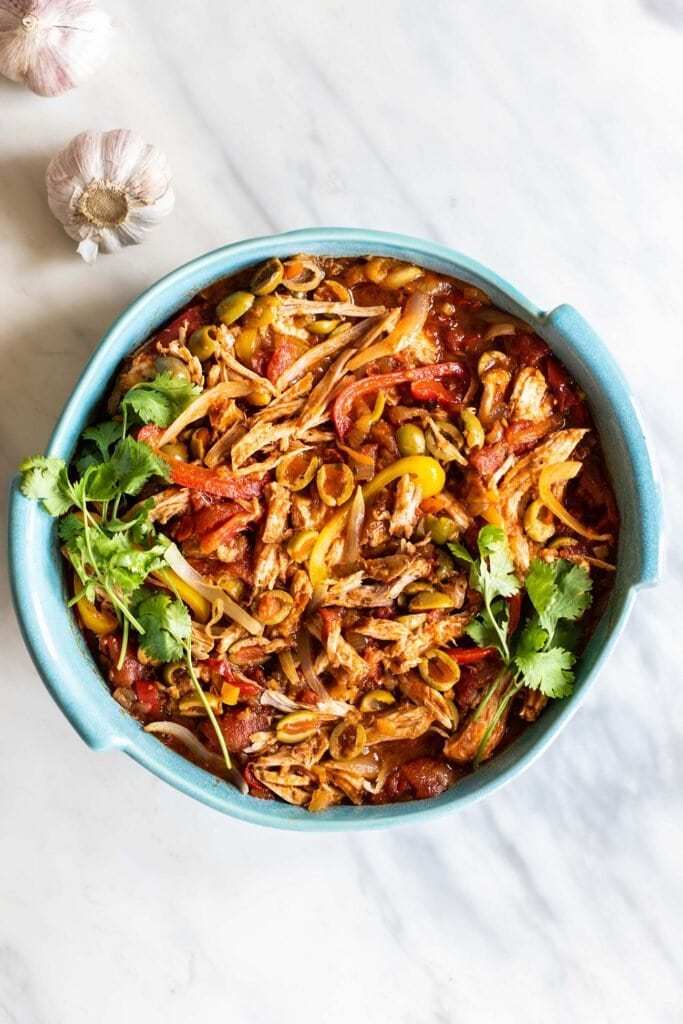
[504,332,550,367]
[298,688,319,705]
[545,357,588,427]
[319,608,342,643]
[469,442,508,479]
[398,758,453,799]
[151,303,206,350]
[193,501,239,535]
[266,339,300,384]
[134,680,161,715]
[251,348,272,378]
[172,514,194,542]
[217,709,271,753]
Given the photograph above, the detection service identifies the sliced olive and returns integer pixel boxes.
[276,710,319,744]
[408,590,455,612]
[396,423,427,457]
[154,355,190,379]
[248,295,279,327]
[419,648,461,691]
[178,692,223,715]
[320,280,351,303]
[223,578,245,601]
[161,442,188,462]
[255,589,294,626]
[309,318,340,335]
[396,613,427,629]
[524,499,555,543]
[444,696,460,730]
[419,514,458,546]
[276,451,320,491]
[425,421,466,464]
[316,463,354,507]
[436,548,455,580]
[188,325,219,361]
[287,529,317,562]
[460,408,485,451]
[190,427,211,461]
[360,689,396,712]
[329,721,367,761]
[282,257,324,292]
[251,257,284,296]
[217,291,255,326]
[162,662,186,687]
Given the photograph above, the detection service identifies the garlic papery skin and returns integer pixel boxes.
[46,129,175,264]
[0,0,110,97]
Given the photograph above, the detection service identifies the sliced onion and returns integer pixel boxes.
[538,462,611,542]
[260,688,352,718]
[144,721,249,795]
[297,628,332,701]
[346,292,430,371]
[156,381,253,447]
[277,650,301,688]
[164,544,263,636]
[341,486,365,565]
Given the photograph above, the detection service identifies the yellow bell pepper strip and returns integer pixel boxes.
[150,567,211,622]
[76,594,118,635]
[308,455,445,585]
[538,462,611,541]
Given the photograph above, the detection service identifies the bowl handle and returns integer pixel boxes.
[541,304,663,589]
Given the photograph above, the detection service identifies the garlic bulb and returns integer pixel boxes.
[0,0,111,97]
[46,129,175,263]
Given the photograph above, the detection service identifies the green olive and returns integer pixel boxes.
[188,325,219,361]
[287,529,317,561]
[276,451,320,491]
[190,427,211,461]
[178,692,223,715]
[408,590,455,612]
[309,318,341,335]
[251,258,284,296]
[161,442,188,461]
[329,721,367,761]
[276,710,319,744]
[360,690,396,712]
[162,662,186,686]
[223,578,245,601]
[420,514,458,546]
[395,423,427,457]
[216,291,255,326]
[444,697,460,730]
[436,548,455,580]
[154,355,190,379]
[255,589,294,626]
[419,648,461,690]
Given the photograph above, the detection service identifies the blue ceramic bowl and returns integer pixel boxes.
[8,228,662,831]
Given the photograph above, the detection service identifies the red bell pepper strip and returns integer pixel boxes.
[410,379,463,412]
[205,658,261,697]
[332,361,469,440]
[450,646,498,664]
[134,679,162,715]
[138,425,267,500]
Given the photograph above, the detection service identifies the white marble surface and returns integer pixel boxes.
[1,1,681,1021]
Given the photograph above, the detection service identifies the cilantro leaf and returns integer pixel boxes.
[58,514,85,544]
[447,541,473,564]
[132,589,191,662]
[120,372,200,428]
[81,421,123,462]
[19,456,73,516]
[526,558,592,638]
[514,619,576,698]
[109,436,170,495]
[472,525,520,604]
[466,597,509,650]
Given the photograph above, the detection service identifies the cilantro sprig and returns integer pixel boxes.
[449,527,593,765]
[19,372,232,776]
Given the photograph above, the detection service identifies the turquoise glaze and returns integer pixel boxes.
[7,229,662,831]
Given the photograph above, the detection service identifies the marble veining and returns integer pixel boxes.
[0,1,681,1022]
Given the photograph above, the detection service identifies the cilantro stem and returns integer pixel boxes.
[185,649,232,773]
[485,594,510,662]
[473,677,523,769]
[118,616,129,671]
[471,666,509,723]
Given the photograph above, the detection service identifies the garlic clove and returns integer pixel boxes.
[0,0,111,97]
[46,129,175,264]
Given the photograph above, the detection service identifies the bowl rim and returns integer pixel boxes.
[7,227,663,831]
